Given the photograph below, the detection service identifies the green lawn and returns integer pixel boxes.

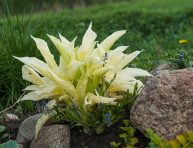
[0,0,193,111]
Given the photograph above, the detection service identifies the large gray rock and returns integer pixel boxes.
[130,68,193,140]
[30,125,70,148]
[16,114,42,144]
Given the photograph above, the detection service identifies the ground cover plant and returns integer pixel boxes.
[1,0,193,147]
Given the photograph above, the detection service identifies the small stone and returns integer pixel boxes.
[5,114,19,122]
[130,68,193,140]
[16,114,42,144]
[30,125,70,148]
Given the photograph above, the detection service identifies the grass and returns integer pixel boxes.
[0,0,193,111]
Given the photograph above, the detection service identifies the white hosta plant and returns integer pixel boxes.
[15,23,151,137]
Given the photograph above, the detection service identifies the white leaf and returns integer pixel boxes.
[32,36,58,69]
[100,30,126,51]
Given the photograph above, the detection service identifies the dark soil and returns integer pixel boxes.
[70,122,149,148]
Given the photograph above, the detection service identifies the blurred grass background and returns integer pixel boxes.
[0,0,193,112]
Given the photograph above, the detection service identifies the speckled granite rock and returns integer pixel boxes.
[30,125,70,148]
[16,114,42,144]
[130,68,193,140]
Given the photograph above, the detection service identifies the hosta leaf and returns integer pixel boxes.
[35,112,55,138]
[48,34,70,64]
[35,100,56,138]
[85,93,117,106]
[22,65,44,86]
[100,30,126,51]
[122,67,152,77]
[78,23,97,53]
[32,36,58,69]
[116,51,141,70]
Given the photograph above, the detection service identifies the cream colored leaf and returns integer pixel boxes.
[34,85,56,96]
[24,85,41,91]
[122,67,152,77]
[92,66,112,77]
[79,23,97,51]
[35,111,56,138]
[46,68,77,98]
[66,60,84,81]
[59,56,67,73]
[59,34,76,60]
[109,46,129,56]
[32,36,58,69]
[14,56,49,78]
[100,30,126,51]
[59,34,70,45]
[19,92,42,101]
[109,79,143,93]
[35,100,57,138]
[116,51,141,70]
[85,93,117,106]
[22,65,44,86]
[78,23,97,60]
[48,34,70,64]
[45,99,57,110]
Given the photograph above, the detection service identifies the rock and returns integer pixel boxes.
[5,113,19,122]
[16,114,42,144]
[18,144,24,148]
[130,68,193,140]
[151,63,172,76]
[30,125,70,148]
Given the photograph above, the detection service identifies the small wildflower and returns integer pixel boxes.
[179,39,188,44]
[104,112,112,126]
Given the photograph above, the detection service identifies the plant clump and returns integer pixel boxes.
[14,23,151,137]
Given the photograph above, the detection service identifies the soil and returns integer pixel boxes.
[71,121,149,148]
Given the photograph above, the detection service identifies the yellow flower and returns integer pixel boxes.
[14,23,151,137]
[179,39,188,44]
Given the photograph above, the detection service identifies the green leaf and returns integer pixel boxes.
[123,120,129,126]
[176,134,187,145]
[170,139,181,148]
[120,127,129,132]
[110,142,121,148]
[95,124,105,134]
[119,133,128,143]
[146,129,162,145]
[1,133,9,139]
[187,130,193,142]
[129,137,138,145]
[0,140,19,148]
[147,143,160,148]
[0,126,6,133]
